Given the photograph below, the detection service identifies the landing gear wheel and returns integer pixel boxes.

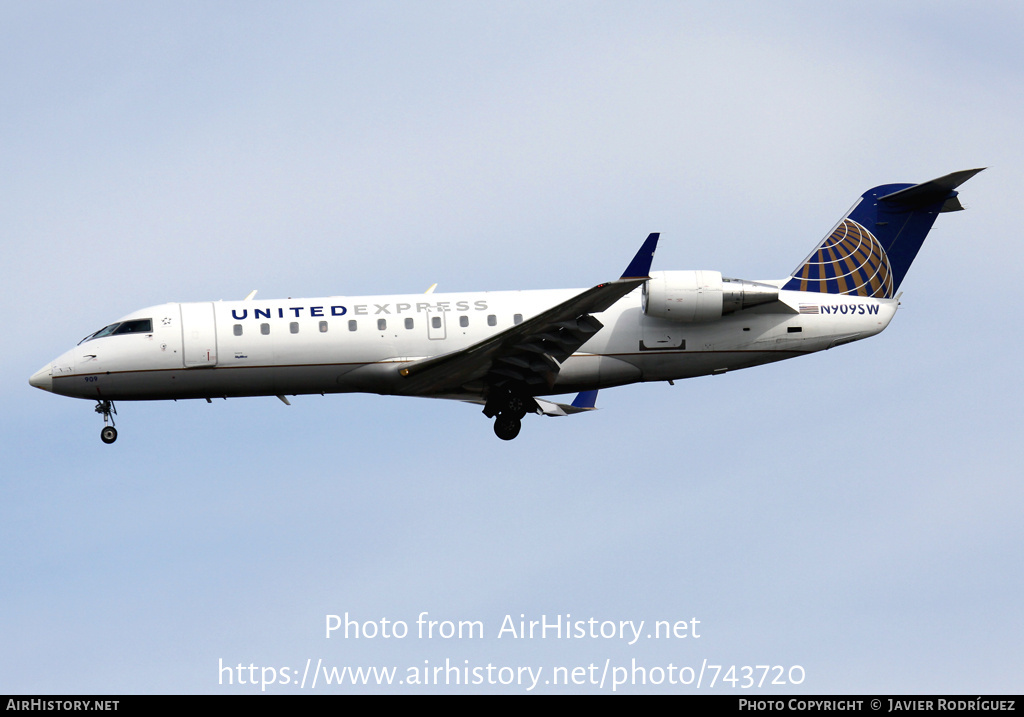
[505,394,527,419]
[94,400,117,445]
[493,413,521,441]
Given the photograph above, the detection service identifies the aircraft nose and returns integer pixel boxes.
[29,364,53,392]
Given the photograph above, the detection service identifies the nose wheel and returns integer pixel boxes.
[95,400,118,444]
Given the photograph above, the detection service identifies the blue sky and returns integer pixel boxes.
[3,1,1021,694]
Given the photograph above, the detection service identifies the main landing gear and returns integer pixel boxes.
[484,390,533,441]
[493,413,522,441]
[95,400,117,444]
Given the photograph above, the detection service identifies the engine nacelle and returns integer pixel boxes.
[642,271,779,323]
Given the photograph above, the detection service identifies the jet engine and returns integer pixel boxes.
[642,271,780,322]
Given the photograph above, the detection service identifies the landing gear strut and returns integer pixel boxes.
[95,400,118,444]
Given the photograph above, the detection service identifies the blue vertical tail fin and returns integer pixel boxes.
[784,169,983,297]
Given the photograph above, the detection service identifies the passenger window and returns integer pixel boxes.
[405,318,414,330]
[261,323,270,335]
[487,315,497,327]
[348,320,358,332]
[513,313,523,325]
[459,316,469,328]
[290,322,299,334]
[377,319,387,331]
[319,321,328,333]
[233,324,243,336]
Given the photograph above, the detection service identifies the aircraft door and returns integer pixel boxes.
[426,308,447,340]
[179,302,218,367]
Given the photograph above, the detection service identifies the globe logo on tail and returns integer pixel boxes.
[788,219,893,298]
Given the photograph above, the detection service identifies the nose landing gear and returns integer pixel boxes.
[95,400,118,444]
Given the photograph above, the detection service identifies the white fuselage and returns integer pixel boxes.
[35,284,898,403]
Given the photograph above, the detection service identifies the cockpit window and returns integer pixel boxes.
[79,318,153,344]
[80,323,118,344]
[113,319,152,335]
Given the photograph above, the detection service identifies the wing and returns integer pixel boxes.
[396,233,659,399]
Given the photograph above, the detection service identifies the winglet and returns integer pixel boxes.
[570,389,599,410]
[620,233,660,279]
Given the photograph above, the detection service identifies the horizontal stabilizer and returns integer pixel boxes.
[879,168,985,211]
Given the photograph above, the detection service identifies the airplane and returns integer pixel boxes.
[30,169,982,443]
